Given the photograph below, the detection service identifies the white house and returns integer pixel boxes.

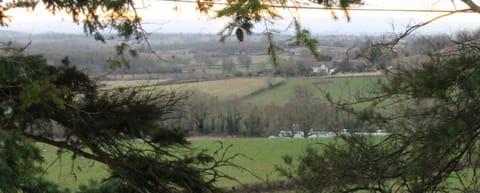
[312,64,329,74]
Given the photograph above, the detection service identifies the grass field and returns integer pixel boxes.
[39,143,109,191]
[101,75,384,104]
[245,76,385,105]
[40,136,474,191]
[40,138,328,190]
[192,138,326,186]
[150,77,285,99]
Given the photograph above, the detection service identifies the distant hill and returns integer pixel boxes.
[0,30,29,39]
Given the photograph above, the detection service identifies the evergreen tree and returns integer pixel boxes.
[0,50,231,193]
[281,30,480,193]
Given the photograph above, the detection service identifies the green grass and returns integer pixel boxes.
[192,138,326,186]
[40,138,326,190]
[40,137,473,191]
[38,143,109,191]
[245,76,385,105]
[101,75,384,105]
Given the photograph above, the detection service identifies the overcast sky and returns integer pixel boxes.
[3,0,480,35]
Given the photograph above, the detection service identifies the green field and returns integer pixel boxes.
[101,75,384,104]
[40,137,474,191]
[245,76,384,105]
[39,143,110,191]
[193,138,324,186]
[41,138,328,190]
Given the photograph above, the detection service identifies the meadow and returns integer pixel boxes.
[40,138,328,190]
[167,75,385,105]
[245,75,384,105]
[147,77,286,99]
[101,75,385,104]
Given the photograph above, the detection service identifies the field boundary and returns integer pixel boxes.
[328,71,384,78]
[241,78,286,99]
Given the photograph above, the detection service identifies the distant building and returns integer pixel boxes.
[312,64,329,74]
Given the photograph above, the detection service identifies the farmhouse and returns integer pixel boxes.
[312,64,330,75]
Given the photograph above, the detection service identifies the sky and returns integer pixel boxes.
[2,0,480,35]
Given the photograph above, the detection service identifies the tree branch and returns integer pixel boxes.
[462,0,480,12]
[378,10,464,48]
[22,133,107,165]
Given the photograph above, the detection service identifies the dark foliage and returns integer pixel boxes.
[0,52,232,193]
[283,39,480,193]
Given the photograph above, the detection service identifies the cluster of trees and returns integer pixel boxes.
[273,49,334,77]
[165,87,357,138]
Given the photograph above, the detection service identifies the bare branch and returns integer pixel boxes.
[462,0,480,12]
[378,10,466,48]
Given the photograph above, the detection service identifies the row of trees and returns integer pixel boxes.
[165,87,357,137]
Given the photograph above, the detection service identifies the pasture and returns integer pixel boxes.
[245,75,385,105]
[39,143,110,191]
[148,77,286,99]
[40,138,326,190]
[99,75,385,104]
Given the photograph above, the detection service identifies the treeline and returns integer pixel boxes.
[164,87,360,137]
[0,31,348,79]
[3,30,476,81]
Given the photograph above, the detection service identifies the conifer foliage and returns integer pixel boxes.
[0,50,230,193]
